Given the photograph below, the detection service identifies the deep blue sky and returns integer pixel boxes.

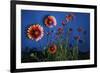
[21,10,90,52]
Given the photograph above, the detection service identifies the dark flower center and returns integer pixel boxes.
[47,19,53,25]
[50,47,55,52]
[31,29,41,38]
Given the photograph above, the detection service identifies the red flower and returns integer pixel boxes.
[44,16,57,28]
[66,13,74,22]
[48,44,57,54]
[27,24,44,41]
[77,27,83,32]
[62,21,66,26]
[56,27,64,36]
[74,36,80,41]
[58,27,63,33]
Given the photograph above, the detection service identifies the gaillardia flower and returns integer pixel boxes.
[48,44,57,54]
[44,16,57,28]
[58,27,63,33]
[66,13,74,22]
[62,21,66,26]
[27,24,44,41]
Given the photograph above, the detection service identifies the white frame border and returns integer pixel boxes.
[16,4,95,69]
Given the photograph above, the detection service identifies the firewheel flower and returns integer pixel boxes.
[58,27,63,33]
[27,24,44,41]
[48,44,57,54]
[44,16,57,28]
[66,13,74,22]
[62,21,66,26]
